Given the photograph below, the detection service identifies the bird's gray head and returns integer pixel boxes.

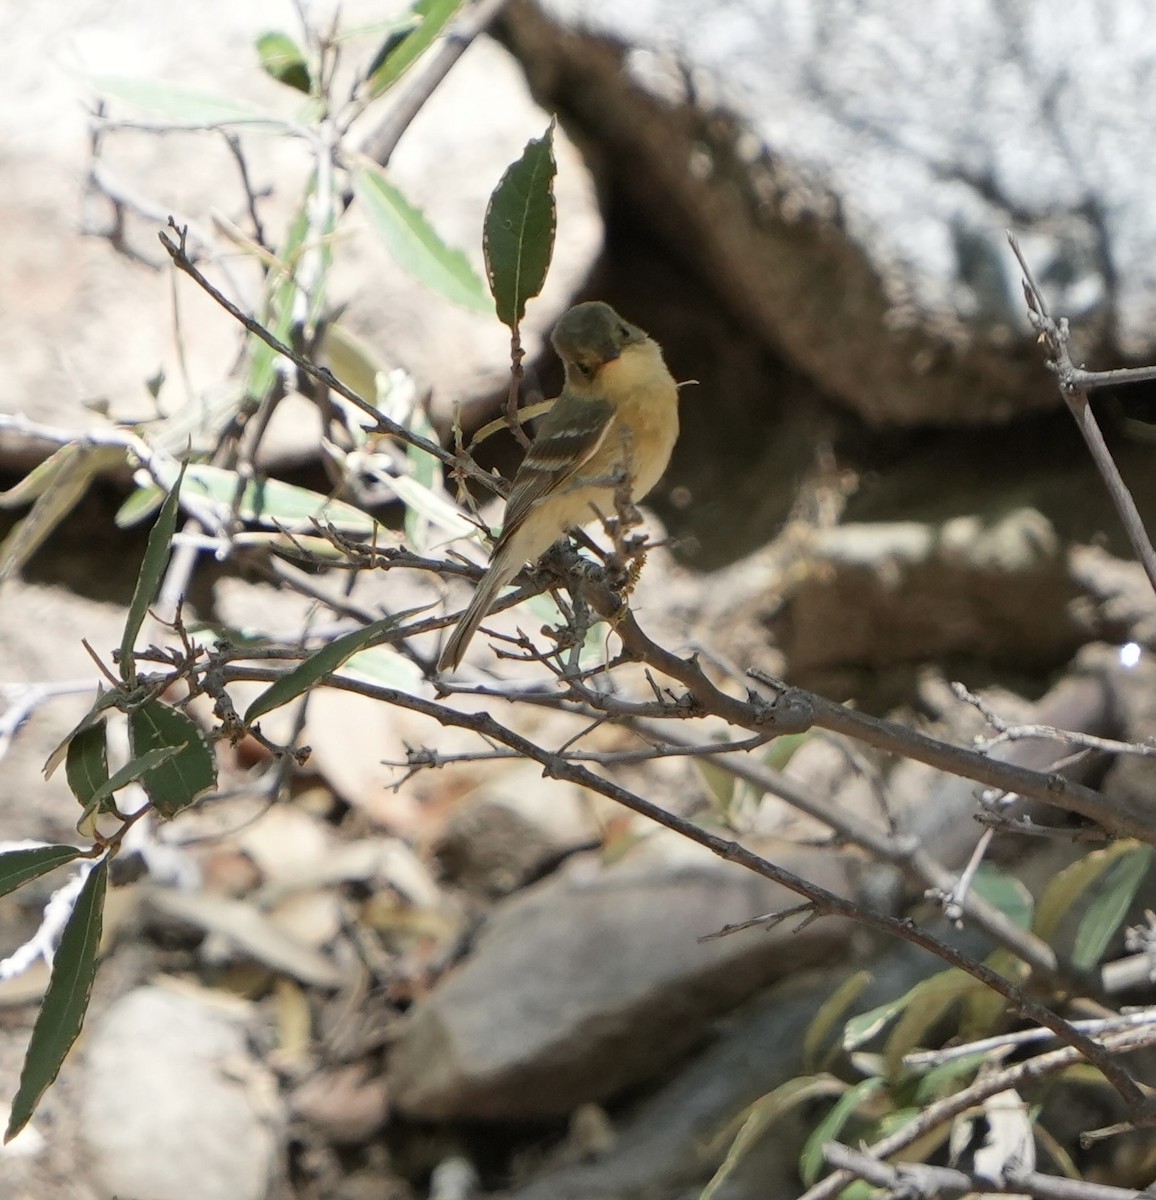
[551,301,646,380]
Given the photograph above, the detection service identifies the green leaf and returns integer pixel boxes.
[0,444,123,583]
[0,846,84,900]
[256,31,312,93]
[94,77,282,128]
[180,463,377,535]
[318,322,388,404]
[364,0,463,97]
[1073,844,1154,969]
[843,996,907,1051]
[43,691,122,782]
[244,613,414,723]
[65,721,110,811]
[799,1077,885,1184]
[804,970,873,1071]
[352,165,493,314]
[248,188,313,405]
[883,970,979,1077]
[5,858,107,1143]
[128,701,217,819]
[483,122,557,328]
[912,1048,988,1104]
[1034,839,1145,943]
[344,645,425,695]
[120,463,185,684]
[971,866,1034,930]
[114,482,165,529]
[75,744,185,832]
[404,405,441,550]
[698,1075,845,1200]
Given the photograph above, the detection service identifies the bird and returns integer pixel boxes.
[437,301,680,671]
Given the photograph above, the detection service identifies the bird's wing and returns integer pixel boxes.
[496,390,616,542]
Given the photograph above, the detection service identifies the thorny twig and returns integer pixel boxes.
[1008,232,1156,598]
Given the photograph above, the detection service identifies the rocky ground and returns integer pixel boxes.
[4,3,1156,1199]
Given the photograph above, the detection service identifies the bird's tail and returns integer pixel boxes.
[436,556,520,672]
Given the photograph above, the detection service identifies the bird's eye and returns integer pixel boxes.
[577,362,595,380]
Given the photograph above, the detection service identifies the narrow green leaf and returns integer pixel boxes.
[843,996,906,1051]
[256,31,312,93]
[1034,839,1144,943]
[1073,845,1154,969]
[76,744,185,829]
[65,721,109,810]
[0,445,83,509]
[483,122,557,328]
[884,969,979,1078]
[698,1076,845,1200]
[180,463,377,535]
[0,445,122,583]
[364,0,462,97]
[43,691,122,782]
[244,613,413,723]
[344,645,425,695]
[803,970,873,1071]
[114,482,165,529]
[0,846,84,900]
[353,165,493,314]
[912,1048,988,1104]
[318,321,388,403]
[247,189,312,405]
[6,858,108,1143]
[94,77,281,128]
[971,866,1034,931]
[120,463,185,684]
[799,1077,885,1184]
[128,700,217,819]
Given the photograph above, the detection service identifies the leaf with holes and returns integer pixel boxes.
[483,122,557,329]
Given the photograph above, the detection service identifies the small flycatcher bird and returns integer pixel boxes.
[437,301,680,671]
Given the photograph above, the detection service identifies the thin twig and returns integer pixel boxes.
[1008,232,1156,598]
[214,659,1152,1115]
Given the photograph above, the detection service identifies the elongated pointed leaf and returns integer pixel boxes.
[803,970,872,1071]
[245,613,414,723]
[121,463,185,684]
[699,1075,845,1200]
[114,482,165,529]
[180,463,377,535]
[1034,839,1144,943]
[799,1076,885,1184]
[483,122,557,328]
[353,166,492,314]
[43,691,121,782]
[1073,844,1154,969]
[94,77,281,128]
[128,701,217,819]
[364,0,462,98]
[5,858,107,1143]
[76,744,185,831]
[65,720,109,810]
[0,445,122,584]
[0,846,84,900]
[256,31,311,93]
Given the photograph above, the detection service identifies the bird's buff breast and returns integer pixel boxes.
[588,339,680,500]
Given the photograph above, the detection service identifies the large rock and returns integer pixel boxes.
[506,0,1156,425]
[80,984,283,1200]
[388,835,853,1119]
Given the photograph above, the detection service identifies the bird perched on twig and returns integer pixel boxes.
[437,301,680,671]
